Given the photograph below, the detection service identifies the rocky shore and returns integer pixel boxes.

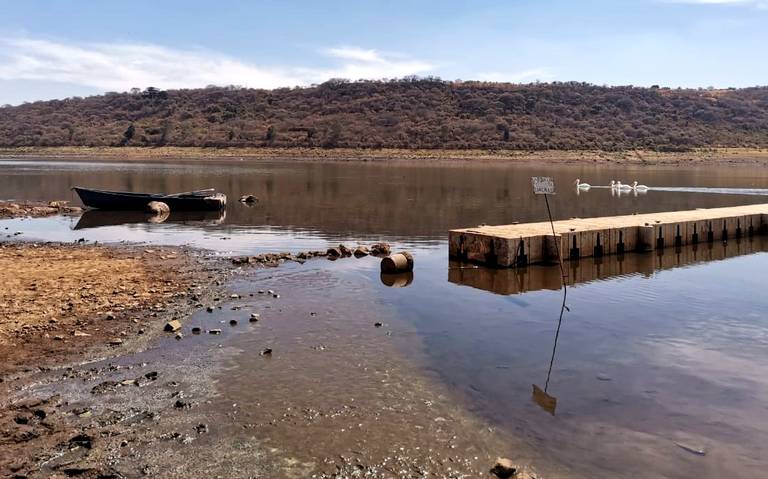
[0,238,551,479]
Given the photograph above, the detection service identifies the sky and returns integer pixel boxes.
[0,0,766,105]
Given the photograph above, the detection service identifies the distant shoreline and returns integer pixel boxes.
[2,146,768,166]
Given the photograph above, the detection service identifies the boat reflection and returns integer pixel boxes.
[448,236,768,296]
[380,271,414,287]
[73,209,227,230]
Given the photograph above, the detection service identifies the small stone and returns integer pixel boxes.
[109,338,123,346]
[209,329,222,335]
[249,313,260,322]
[164,320,182,332]
[145,371,158,380]
[239,194,257,204]
[490,458,518,479]
[374,322,383,328]
[273,294,280,299]
[229,319,238,326]
[191,327,202,334]
[230,294,240,299]
[194,423,209,434]
[105,313,115,321]
[206,306,214,313]
[138,328,145,335]
[260,348,272,356]
[597,373,612,381]
[175,333,183,340]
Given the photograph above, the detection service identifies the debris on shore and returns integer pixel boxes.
[0,200,82,218]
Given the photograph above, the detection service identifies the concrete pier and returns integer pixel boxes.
[448,204,768,267]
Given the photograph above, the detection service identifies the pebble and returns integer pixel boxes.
[206,306,214,313]
[109,339,123,346]
[249,313,260,322]
[105,313,115,321]
[597,373,612,381]
[175,333,183,340]
[230,294,240,299]
[209,329,222,335]
[164,320,182,332]
[260,348,272,356]
[374,322,383,328]
[191,327,202,334]
[229,319,238,326]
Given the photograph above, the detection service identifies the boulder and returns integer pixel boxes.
[239,195,258,204]
[326,247,342,258]
[146,201,170,214]
[370,243,391,256]
[338,244,352,257]
[353,246,370,258]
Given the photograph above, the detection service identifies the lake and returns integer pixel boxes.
[2,157,768,478]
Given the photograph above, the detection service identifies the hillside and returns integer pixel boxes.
[2,79,768,151]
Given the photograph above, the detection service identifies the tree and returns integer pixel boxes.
[120,124,135,146]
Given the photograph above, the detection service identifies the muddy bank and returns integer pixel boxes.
[2,146,768,166]
[0,241,559,479]
[0,200,82,219]
[0,242,221,375]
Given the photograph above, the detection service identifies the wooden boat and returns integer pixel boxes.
[72,187,226,211]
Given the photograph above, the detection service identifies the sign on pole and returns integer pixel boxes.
[531,176,555,195]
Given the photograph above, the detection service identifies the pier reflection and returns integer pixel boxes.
[448,236,768,296]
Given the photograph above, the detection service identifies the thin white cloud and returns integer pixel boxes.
[474,68,554,83]
[0,37,436,96]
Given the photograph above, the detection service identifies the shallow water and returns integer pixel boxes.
[3,157,768,478]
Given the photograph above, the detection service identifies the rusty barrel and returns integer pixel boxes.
[380,251,414,273]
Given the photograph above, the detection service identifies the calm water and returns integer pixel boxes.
[3,158,768,478]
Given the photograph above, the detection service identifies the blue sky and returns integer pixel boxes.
[0,0,766,104]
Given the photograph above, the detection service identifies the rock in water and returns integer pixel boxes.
[249,313,260,322]
[146,201,170,214]
[370,243,391,256]
[353,246,369,257]
[239,194,258,204]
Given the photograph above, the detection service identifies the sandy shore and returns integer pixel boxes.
[2,145,768,166]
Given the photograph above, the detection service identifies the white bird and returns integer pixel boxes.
[616,181,633,191]
[610,180,616,189]
[575,178,591,190]
[632,181,649,192]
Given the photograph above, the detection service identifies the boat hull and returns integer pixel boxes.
[73,187,226,211]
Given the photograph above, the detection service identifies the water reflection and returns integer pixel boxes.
[449,236,768,296]
[380,271,414,287]
[74,209,227,230]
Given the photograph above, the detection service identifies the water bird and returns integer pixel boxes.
[632,181,649,192]
[616,181,633,191]
[574,179,591,190]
